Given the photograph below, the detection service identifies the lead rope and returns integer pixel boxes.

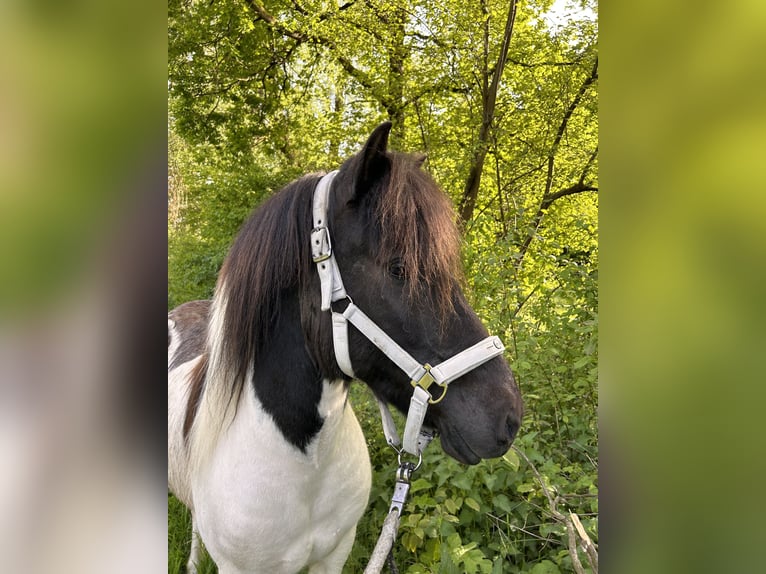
[364,452,420,574]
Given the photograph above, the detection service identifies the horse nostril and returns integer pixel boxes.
[497,415,520,448]
[506,415,520,442]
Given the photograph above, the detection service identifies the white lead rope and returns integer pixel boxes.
[311,171,506,456]
[363,510,400,574]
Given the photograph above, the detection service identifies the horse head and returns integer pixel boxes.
[310,122,523,464]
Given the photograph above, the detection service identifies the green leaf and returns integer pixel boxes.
[410,477,432,493]
[492,493,513,514]
[451,473,474,491]
[573,356,591,368]
[529,559,561,574]
[503,449,520,472]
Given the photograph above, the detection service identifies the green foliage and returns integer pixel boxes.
[168,494,217,573]
[341,385,597,573]
[168,130,302,308]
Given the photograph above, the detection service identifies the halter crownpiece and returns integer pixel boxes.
[311,171,506,456]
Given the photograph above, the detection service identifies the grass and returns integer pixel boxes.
[168,493,217,573]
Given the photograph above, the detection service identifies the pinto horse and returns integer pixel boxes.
[168,122,523,573]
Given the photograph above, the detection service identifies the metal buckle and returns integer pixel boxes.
[389,479,410,515]
[411,364,448,404]
[396,450,423,473]
[311,226,331,263]
[387,440,423,472]
[389,452,421,514]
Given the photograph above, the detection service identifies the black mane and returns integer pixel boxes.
[217,173,321,390]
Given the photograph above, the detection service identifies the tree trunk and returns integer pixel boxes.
[386,4,407,148]
[458,0,518,225]
[329,84,345,165]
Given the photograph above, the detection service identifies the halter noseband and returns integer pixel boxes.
[311,171,506,456]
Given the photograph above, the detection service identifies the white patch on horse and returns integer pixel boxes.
[168,355,200,507]
[167,318,180,369]
[188,291,238,477]
[190,378,371,574]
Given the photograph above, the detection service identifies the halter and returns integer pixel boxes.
[311,170,506,457]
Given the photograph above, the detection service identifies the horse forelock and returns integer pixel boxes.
[375,153,463,321]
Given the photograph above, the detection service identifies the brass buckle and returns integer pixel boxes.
[411,364,448,404]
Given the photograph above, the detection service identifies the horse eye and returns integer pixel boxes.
[388,259,406,280]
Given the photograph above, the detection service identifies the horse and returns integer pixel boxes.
[168,122,523,574]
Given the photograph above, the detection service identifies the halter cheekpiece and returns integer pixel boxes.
[311,170,506,456]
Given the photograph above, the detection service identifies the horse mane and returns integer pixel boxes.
[216,173,320,392]
[186,174,319,459]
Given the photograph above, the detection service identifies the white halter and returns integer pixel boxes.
[311,171,506,456]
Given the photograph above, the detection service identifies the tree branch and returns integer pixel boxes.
[544,181,597,207]
[511,285,540,320]
[513,446,598,574]
[515,180,597,267]
[579,145,598,186]
[509,58,579,68]
[243,0,385,103]
[515,58,598,266]
[289,0,308,15]
[244,0,305,41]
[290,0,358,21]
[363,0,390,24]
[545,57,598,197]
[458,0,519,225]
[404,75,468,107]
[407,30,447,48]
[571,511,599,572]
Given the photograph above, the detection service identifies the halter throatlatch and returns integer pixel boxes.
[311,171,506,456]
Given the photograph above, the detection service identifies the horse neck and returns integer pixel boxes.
[247,287,331,452]
[191,283,347,477]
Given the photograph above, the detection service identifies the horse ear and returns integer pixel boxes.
[354,121,392,198]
